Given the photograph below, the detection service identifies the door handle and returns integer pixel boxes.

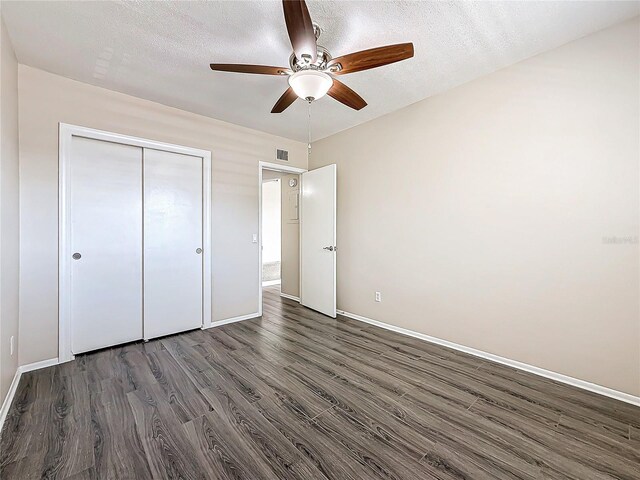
[72,252,82,260]
[323,246,335,251]
[196,248,203,254]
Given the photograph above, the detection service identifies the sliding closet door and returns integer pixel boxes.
[143,149,203,339]
[70,137,143,354]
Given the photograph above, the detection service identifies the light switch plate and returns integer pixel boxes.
[252,233,258,243]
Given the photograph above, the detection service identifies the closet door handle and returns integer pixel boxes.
[72,252,82,260]
[196,248,203,254]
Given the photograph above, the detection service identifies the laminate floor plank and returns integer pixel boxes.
[200,347,270,404]
[253,397,376,480]
[254,317,416,397]
[40,369,95,479]
[62,467,97,480]
[160,335,219,390]
[126,382,208,480]
[293,359,541,479]
[0,455,49,480]
[182,412,275,480]
[555,413,640,464]
[395,392,564,479]
[229,348,332,418]
[284,361,435,461]
[469,400,637,480]
[382,350,564,428]
[461,363,633,438]
[261,307,390,357]
[476,361,640,427]
[198,384,322,480]
[288,359,544,480]
[1,285,638,480]
[360,323,495,371]
[0,368,55,467]
[89,378,153,479]
[312,407,439,479]
[146,350,215,423]
[404,385,610,480]
[221,322,309,368]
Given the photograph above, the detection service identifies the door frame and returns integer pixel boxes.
[258,161,306,315]
[58,123,212,363]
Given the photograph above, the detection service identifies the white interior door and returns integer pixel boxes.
[70,137,143,354]
[300,164,337,317]
[144,149,203,339]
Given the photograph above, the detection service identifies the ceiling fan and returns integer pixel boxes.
[210,0,414,113]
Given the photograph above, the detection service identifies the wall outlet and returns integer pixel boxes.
[375,292,382,302]
[10,336,15,356]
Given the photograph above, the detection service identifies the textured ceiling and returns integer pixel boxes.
[2,1,638,141]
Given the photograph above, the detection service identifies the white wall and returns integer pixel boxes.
[18,66,306,366]
[0,14,20,403]
[261,179,281,265]
[310,18,640,396]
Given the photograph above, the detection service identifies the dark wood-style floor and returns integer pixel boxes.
[1,287,639,479]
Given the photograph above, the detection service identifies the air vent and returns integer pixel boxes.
[276,149,289,161]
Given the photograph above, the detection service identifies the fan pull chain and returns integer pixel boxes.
[307,100,312,155]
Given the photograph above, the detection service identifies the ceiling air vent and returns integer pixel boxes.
[276,149,289,161]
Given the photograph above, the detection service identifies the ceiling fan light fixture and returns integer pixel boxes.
[288,70,333,101]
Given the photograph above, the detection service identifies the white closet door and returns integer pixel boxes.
[144,149,203,339]
[70,137,143,354]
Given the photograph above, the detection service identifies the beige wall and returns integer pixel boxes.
[281,174,300,298]
[18,66,306,366]
[0,15,20,402]
[311,18,640,396]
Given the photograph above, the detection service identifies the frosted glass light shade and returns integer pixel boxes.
[288,70,333,101]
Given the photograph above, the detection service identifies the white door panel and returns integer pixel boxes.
[300,164,337,317]
[144,149,203,339]
[70,137,143,354]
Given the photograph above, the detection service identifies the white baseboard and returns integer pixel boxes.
[206,312,261,329]
[20,358,60,373]
[0,357,59,433]
[262,280,281,287]
[280,293,300,302]
[337,309,640,407]
[0,368,22,434]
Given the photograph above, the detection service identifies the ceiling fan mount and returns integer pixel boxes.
[288,42,332,73]
[210,0,414,113]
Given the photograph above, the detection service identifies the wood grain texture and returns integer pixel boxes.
[328,43,414,75]
[1,286,638,479]
[327,80,367,110]
[209,64,291,76]
[271,87,298,113]
[282,0,317,62]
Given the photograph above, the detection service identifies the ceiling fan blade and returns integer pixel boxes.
[282,0,317,63]
[210,64,291,75]
[327,79,367,110]
[327,43,414,75]
[271,87,298,113]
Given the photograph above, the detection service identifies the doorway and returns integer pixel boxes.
[261,173,282,287]
[258,162,306,315]
[258,161,338,318]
